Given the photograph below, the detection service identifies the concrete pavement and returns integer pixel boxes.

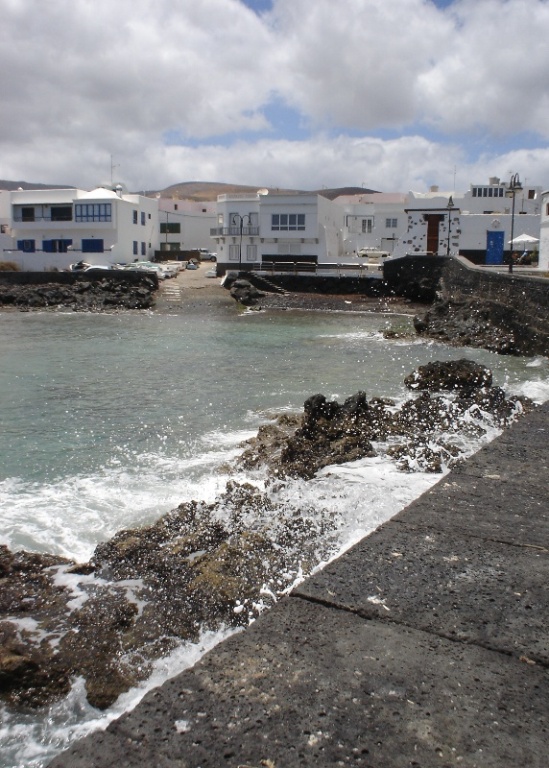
[49,402,549,767]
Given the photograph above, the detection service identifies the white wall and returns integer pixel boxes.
[5,187,160,270]
[158,198,216,252]
[539,191,549,271]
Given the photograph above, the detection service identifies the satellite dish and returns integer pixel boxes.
[257,188,269,196]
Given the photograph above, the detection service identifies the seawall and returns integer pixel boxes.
[48,401,549,767]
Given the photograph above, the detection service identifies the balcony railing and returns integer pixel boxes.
[13,214,74,223]
[210,226,260,237]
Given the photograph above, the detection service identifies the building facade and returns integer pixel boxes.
[158,198,216,254]
[2,186,160,270]
[211,192,339,274]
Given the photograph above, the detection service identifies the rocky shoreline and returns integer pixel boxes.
[0,359,534,713]
[0,273,543,714]
[227,277,544,356]
[0,274,157,311]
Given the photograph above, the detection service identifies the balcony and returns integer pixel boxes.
[210,226,260,237]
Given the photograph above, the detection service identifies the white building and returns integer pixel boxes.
[211,192,339,274]
[538,190,549,271]
[394,179,541,263]
[334,178,542,265]
[2,186,160,270]
[158,198,216,254]
[336,192,408,257]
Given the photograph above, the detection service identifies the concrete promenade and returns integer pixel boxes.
[49,403,549,767]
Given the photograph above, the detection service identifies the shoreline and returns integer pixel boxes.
[161,265,427,316]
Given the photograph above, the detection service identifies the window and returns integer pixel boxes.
[21,207,35,222]
[17,239,35,252]
[385,218,398,228]
[141,211,146,225]
[160,222,181,233]
[133,241,138,255]
[271,213,305,231]
[528,189,536,200]
[133,210,138,224]
[246,244,258,261]
[82,239,104,253]
[362,218,373,233]
[141,242,146,256]
[75,203,112,222]
[51,205,72,222]
[228,244,240,261]
[42,239,72,253]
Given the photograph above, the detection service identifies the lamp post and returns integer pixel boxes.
[446,195,454,256]
[231,213,251,268]
[506,173,522,273]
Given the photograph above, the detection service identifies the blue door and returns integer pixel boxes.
[486,231,504,264]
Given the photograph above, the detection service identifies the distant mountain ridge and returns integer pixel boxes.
[150,181,379,201]
[0,179,73,191]
[0,178,378,200]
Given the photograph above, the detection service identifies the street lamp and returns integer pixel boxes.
[232,213,251,267]
[446,195,454,256]
[506,173,522,273]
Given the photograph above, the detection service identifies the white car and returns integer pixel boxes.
[125,262,169,279]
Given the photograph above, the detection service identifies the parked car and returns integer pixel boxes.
[186,261,198,270]
[205,267,217,278]
[124,261,169,279]
[198,249,217,261]
[69,262,112,273]
[161,260,184,275]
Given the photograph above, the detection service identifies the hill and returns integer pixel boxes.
[0,179,380,200]
[0,179,73,191]
[152,181,379,201]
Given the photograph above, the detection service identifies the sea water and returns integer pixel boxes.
[1,303,548,767]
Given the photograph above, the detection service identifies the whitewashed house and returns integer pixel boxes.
[211,192,340,274]
[335,192,408,257]
[158,197,216,254]
[4,186,160,270]
[393,179,542,264]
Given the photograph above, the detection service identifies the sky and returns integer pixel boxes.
[1,0,549,194]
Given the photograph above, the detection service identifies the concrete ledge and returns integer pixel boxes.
[48,403,549,768]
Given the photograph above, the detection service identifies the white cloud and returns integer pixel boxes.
[0,0,548,192]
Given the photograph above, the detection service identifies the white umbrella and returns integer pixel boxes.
[509,233,539,245]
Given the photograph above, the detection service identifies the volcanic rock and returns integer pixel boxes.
[0,361,535,714]
[413,298,548,356]
[404,359,493,391]
[229,279,265,306]
[0,276,157,311]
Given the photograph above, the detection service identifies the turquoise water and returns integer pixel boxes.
[1,304,548,767]
[1,306,548,559]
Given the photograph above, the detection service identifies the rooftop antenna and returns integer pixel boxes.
[110,155,120,188]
